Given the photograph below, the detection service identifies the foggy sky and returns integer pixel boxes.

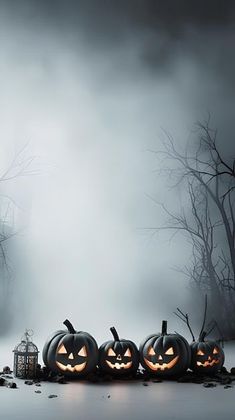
[0,0,235,344]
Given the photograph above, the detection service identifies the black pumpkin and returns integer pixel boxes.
[98,327,139,376]
[190,331,224,375]
[42,319,98,378]
[139,320,191,377]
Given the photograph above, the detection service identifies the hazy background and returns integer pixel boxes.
[0,0,235,352]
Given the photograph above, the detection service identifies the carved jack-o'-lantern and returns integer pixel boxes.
[42,319,98,377]
[98,327,139,376]
[139,320,191,377]
[190,331,224,375]
[174,296,225,375]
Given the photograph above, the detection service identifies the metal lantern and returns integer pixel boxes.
[13,330,39,379]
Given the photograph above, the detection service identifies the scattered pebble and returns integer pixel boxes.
[48,394,58,399]
[7,382,17,389]
[0,377,6,386]
[203,382,217,388]
[24,380,34,385]
[3,366,11,374]
[35,390,42,394]
[107,395,111,398]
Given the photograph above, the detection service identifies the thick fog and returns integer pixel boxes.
[0,1,235,345]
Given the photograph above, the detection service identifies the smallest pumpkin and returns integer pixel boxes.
[98,327,139,376]
[190,331,224,375]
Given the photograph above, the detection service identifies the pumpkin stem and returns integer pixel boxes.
[110,327,120,341]
[63,319,76,334]
[161,320,167,335]
[199,331,207,342]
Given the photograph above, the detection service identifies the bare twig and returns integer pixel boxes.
[199,294,208,340]
[174,308,195,341]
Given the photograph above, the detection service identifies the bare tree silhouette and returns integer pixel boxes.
[0,144,37,334]
[147,119,235,338]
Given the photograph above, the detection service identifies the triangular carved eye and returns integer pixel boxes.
[58,344,67,354]
[213,347,219,355]
[78,346,87,357]
[165,347,174,355]
[108,348,116,356]
[148,346,155,356]
[197,349,204,356]
[124,348,131,357]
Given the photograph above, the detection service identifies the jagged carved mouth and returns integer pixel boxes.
[106,360,132,370]
[56,361,87,372]
[144,355,179,371]
[196,359,219,367]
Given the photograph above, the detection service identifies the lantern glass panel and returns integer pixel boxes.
[13,331,39,379]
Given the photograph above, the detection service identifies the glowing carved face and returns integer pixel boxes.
[196,347,220,368]
[191,340,224,374]
[56,343,87,373]
[144,346,179,371]
[105,347,133,370]
[140,322,191,377]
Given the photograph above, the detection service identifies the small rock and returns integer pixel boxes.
[224,385,233,389]
[220,376,232,385]
[35,390,42,394]
[3,366,11,374]
[230,367,235,375]
[7,382,17,389]
[24,380,34,385]
[107,395,111,398]
[142,382,149,386]
[0,377,6,386]
[48,394,58,399]
[203,382,217,388]
[35,383,41,387]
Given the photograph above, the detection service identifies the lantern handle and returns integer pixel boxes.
[21,329,34,342]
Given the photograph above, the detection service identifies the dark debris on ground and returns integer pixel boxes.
[0,364,235,391]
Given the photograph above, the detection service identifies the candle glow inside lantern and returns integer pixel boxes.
[13,330,39,379]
